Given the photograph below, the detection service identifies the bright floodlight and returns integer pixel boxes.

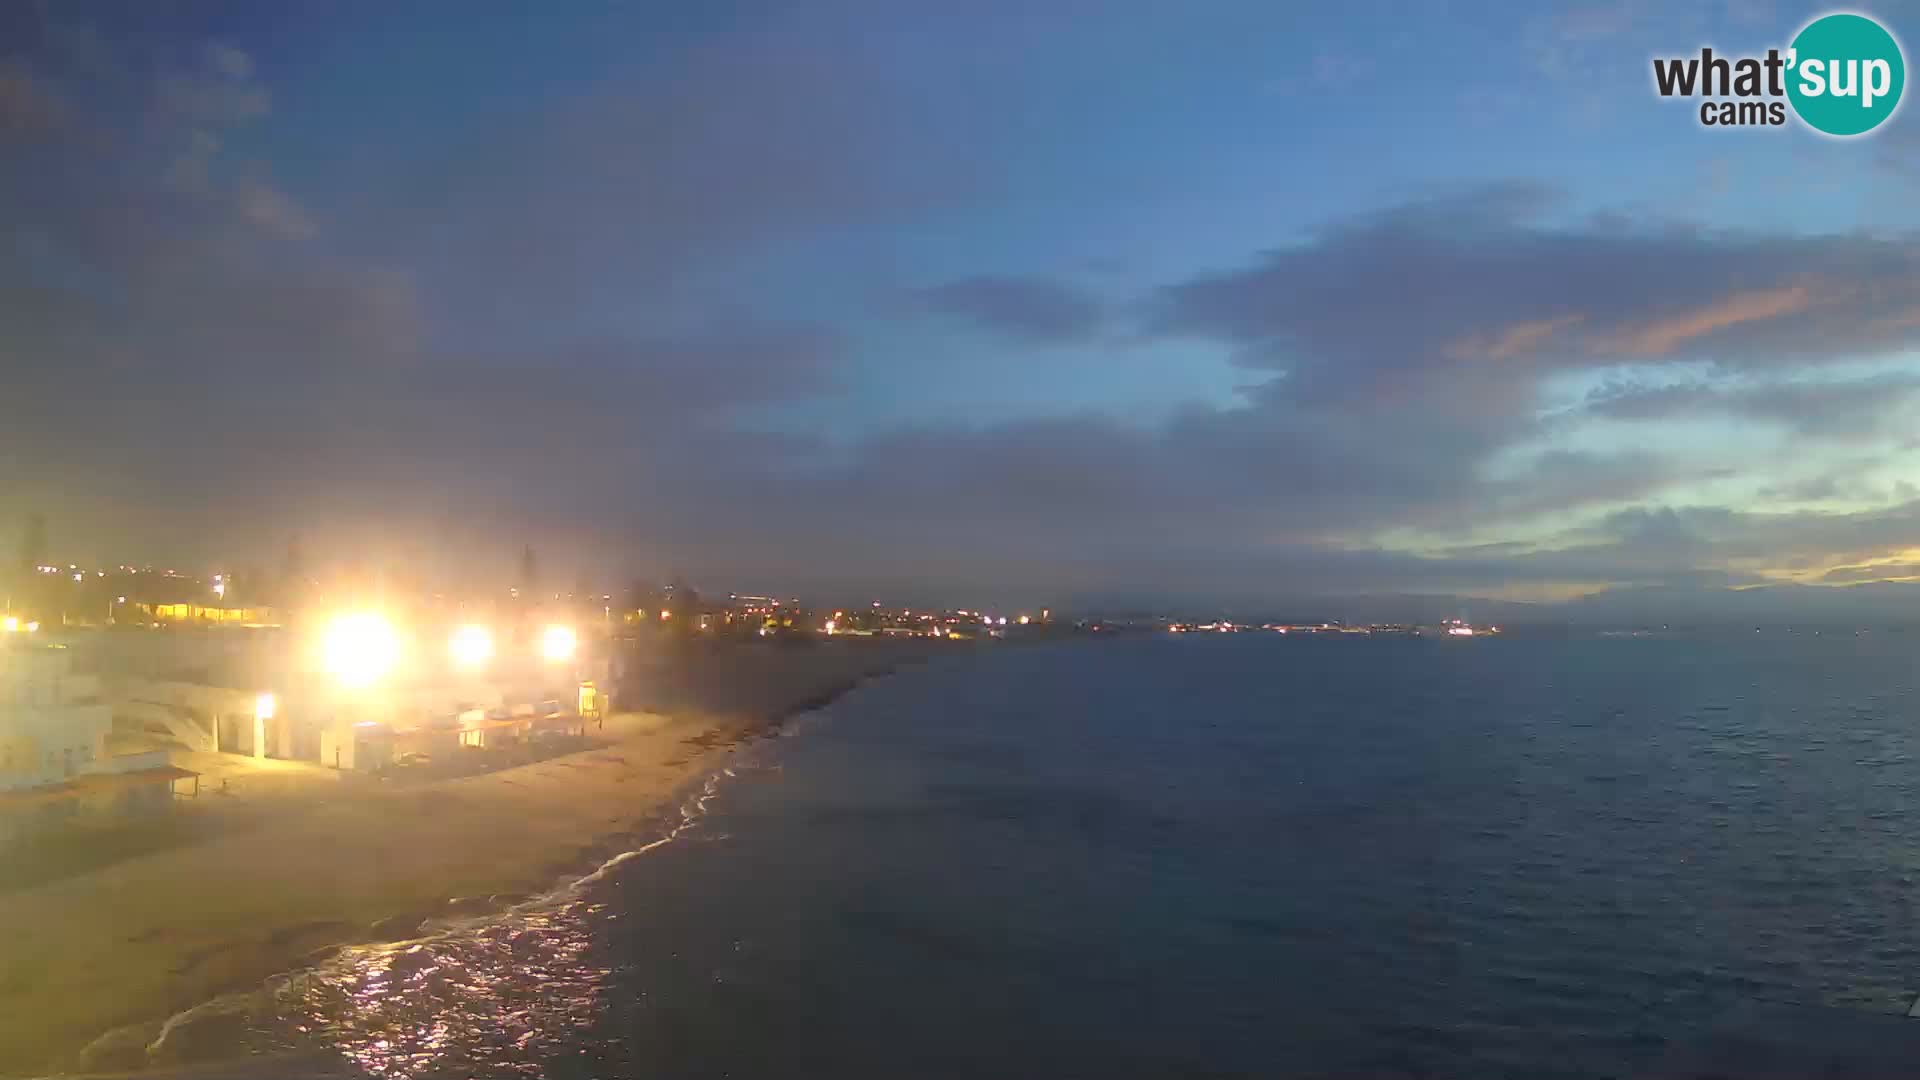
[541,624,578,663]
[255,692,276,721]
[450,624,494,669]
[322,612,400,688]
[0,616,15,632]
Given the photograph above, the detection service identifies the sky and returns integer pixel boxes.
[7,0,1920,612]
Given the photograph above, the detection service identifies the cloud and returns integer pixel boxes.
[1600,284,1812,356]
[911,275,1105,345]
[1151,185,1920,413]
[0,58,67,140]
[1584,371,1920,439]
[1820,560,1920,583]
[347,17,981,324]
[234,178,315,238]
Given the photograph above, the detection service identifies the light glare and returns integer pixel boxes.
[541,624,578,663]
[449,624,494,669]
[322,612,401,688]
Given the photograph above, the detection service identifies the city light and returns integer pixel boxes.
[1019,614,1031,625]
[213,581,226,598]
[255,693,276,721]
[541,624,578,663]
[1,616,15,633]
[449,624,494,670]
[322,612,401,688]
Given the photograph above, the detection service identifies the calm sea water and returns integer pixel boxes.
[237,632,1920,1079]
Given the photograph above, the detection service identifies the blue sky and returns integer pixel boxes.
[7,0,1920,610]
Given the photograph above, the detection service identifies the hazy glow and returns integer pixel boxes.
[255,692,276,721]
[541,624,578,663]
[322,613,401,688]
[449,624,494,670]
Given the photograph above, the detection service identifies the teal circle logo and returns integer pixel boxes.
[1787,12,1905,136]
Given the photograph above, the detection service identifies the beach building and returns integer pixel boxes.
[85,621,609,773]
[0,639,196,850]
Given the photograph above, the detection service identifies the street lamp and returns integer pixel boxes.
[541,624,577,663]
[449,624,494,670]
[322,612,401,688]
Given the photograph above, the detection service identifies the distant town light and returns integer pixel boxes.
[322,612,401,688]
[255,693,277,721]
[449,624,494,670]
[541,624,578,663]
[659,609,672,620]
[1018,615,1031,625]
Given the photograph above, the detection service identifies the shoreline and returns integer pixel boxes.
[0,640,938,1077]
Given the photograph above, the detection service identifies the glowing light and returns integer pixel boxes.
[824,619,838,634]
[541,624,578,663]
[322,613,401,688]
[449,624,494,669]
[255,693,276,721]
[1,616,15,632]
[659,609,672,620]
[1018,615,1031,625]
[25,622,38,633]
[213,581,226,598]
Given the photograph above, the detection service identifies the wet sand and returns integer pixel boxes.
[0,638,937,1076]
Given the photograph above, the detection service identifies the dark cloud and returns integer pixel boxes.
[912,275,1105,344]
[0,57,68,140]
[348,18,982,328]
[1151,185,1920,410]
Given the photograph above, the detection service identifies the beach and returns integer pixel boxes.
[0,637,936,1076]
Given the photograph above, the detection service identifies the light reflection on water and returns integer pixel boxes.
[277,901,611,1078]
[239,764,745,1079]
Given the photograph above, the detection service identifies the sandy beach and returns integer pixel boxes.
[0,638,937,1076]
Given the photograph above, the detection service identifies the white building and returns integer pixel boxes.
[0,639,194,850]
[0,642,110,789]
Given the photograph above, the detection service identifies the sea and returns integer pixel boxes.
[219,630,1920,1079]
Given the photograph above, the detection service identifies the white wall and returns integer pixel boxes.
[0,645,112,792]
